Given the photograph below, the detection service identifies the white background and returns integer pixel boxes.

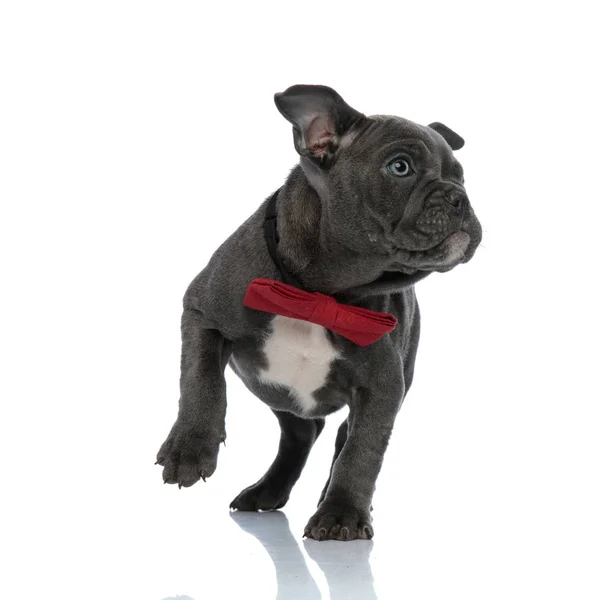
[1,2,599,599]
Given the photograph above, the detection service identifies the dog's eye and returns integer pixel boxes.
[386,158,412,177]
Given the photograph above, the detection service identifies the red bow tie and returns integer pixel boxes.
[243,278,397,347]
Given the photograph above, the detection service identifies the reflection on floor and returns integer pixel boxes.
[163,510,378,600]
[231,511,377,600]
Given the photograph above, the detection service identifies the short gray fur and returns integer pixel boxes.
[156,85,482,541]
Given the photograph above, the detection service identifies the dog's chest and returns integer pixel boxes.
[258,315,341,413]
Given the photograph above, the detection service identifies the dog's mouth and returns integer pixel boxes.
[422,230,471,269]
[389,230,473,274]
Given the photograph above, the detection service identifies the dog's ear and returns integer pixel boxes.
[428,122,465,151]
[274,85,364,167]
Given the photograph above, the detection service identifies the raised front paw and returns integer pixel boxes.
[156,423,224,488]
[304,501,373,541]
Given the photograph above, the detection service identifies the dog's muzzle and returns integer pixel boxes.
[414,186,467,239]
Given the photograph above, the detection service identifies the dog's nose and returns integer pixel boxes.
[444,190,465,211]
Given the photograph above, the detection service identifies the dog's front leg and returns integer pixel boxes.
[305,374,404,541]
[156,307,231,488]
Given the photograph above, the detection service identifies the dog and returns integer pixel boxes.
[156,84,482,541]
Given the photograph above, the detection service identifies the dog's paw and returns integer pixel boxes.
[229,480,290,511]
[304,502,373,541]
[156,425,224,488]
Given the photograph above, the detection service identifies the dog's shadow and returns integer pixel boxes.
[230,510,378,600]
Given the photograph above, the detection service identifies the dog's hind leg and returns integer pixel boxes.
[230,410,324,511]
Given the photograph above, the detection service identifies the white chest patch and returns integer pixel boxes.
[259,315,341,414]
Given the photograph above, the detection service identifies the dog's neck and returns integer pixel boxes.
[275,165,429,299]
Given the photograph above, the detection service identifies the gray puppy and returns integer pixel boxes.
[156,85,482,541]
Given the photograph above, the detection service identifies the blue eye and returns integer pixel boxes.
[386,158,412,177]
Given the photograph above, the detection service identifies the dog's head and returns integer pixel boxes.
[275,84,481,274]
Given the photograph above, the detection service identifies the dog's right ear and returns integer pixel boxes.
[274,85,364,168]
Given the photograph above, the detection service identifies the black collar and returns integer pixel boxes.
[263,189,305,289]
